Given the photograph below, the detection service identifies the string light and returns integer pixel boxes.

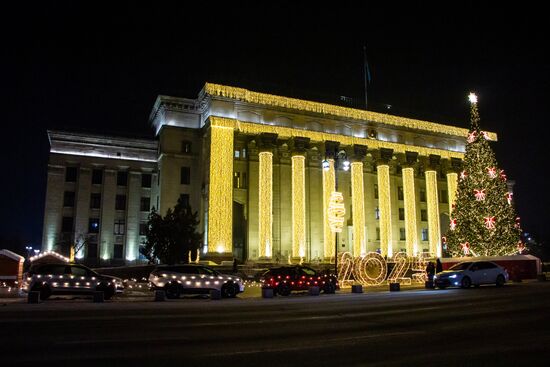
[208,125,234,253]
[206,83,497,140]
[352,252,387,286]
[351,162,366,257]
[402,167,418,256]
[327,192,345,233]
[425,170,442,258]
[377,164,392,257]
[387,252,411,285]
[258,151,273,258]
[29,251,70,263]
[292,155,306,259]
[446,172,458,214]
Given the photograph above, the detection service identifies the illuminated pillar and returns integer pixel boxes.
[446,172,458,215]
[323,159,335,259]
[402,167,418,256]
[377,163,393,257]
[425,170,441,257]
[207,125,234,254]
[351,162,366,257]
[258,151,273,258]
[292,154,306,258]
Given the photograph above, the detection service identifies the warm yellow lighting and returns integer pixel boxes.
[258,151,273,258]
[352,252,388,286]
[425,170,442,257]
[205,83,497,140]
[446,172,458,214]
[210,117,473,159]
[323,159,335,259]
[291,155,306,259]
[386,252,411,285]
[351,162,366,257]
[328,192,346,233]
[402,167,418,256]
[377,164,392,257]
[468,92,478,104]
[208,125,234,253]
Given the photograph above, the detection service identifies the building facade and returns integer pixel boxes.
[42,83,498,265]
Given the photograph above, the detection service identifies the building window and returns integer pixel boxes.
[61,216,74,232]
[114,219,125,235]
[375,207,380,220]
[92,169,103,185]
[420,209,428,222]
[233,172,248,189]
[242,148,247,158]
[397,186,404,200]
[374,184,379,199]
[399,208,405,221]
[117,171,128,186]
[65,167,78,182]
[115,195,126,211]
[139,222,147,236]
[113,244,124,259]
[420,189,426,202]
[234,150,240,158]
[89,218,100,233]
[179,193,190,208]
[440,190,448,203]
[140,197,150,212]
[376,228,380,240]
[180,166,190,185]
[90,193,101,209]
[421,228,429,241]
[181,141,192,154]
[142,173,152,188]
[400,228,406,241]
[63,191,75,207]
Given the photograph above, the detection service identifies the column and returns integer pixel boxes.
[291,154,306,258]
[351,162,366,257]
[258,151,273,258]
[74,167,92,248]
[447,172,458,215]
[126,171,141,262]
[42,165,64,252]
[402,166,418,256]
[207,125,234,254]
[425,155,441,257]
[99,169,116,260]
[377,163,392,257]
[322,158,335,259]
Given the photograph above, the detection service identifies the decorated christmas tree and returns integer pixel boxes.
[445,93,521,257]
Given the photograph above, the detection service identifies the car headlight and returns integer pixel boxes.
[449,274,457,279]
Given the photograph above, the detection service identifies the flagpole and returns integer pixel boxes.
[363,45,368,110]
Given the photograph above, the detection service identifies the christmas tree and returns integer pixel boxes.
[445,93,521,257]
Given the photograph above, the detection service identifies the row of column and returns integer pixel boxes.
[207,128,459,259]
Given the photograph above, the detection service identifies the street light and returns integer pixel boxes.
[324,147,348,277]
[25,246,33,258]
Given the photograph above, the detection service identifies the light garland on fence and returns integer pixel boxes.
[258,151,273,258]
[292,155,306,259]
[205,83,497,140]
[208,125,234,253]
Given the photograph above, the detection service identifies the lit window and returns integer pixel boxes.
[421,228,429,241]
[114,220,125,235]
[234,150,240,158]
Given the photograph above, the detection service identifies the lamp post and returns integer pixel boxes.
[323,148,349,277]
[25,245,33,258]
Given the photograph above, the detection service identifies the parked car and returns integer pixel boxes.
[148,264,245,299]
[434,261,509,289]
[260,265,338,296]
[22,263,124,300]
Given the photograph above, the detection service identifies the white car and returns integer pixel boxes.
[434,261,509,289]
[149,264,245,298]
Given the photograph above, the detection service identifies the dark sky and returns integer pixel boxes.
[2,2,548,252]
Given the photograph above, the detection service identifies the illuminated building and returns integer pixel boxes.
[42,83,496,264]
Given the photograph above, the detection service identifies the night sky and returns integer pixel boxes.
[2,2,548,253]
